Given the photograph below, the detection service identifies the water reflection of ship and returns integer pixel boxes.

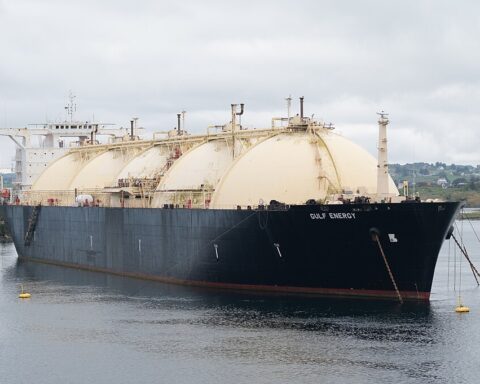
[9,250,433,319]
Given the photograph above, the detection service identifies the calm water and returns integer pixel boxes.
[0,222,479,384]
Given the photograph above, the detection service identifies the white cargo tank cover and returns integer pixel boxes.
[211,131,398,208]
[156,140,233,192]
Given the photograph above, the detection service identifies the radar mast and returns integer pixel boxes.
[64,91,77,122]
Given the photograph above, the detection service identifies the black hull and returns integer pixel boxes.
[0,202,460,300]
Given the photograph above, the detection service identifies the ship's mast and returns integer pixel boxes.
[376,111,389,200]
[65,91,77,122]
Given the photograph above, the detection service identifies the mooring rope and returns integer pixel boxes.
[372,233,403,304]
[447,237,451,290]
[454,233,457,291]
[465,214,480,243]
[208,212,257,246]
[451,233,480,285]
[257,210,269,230]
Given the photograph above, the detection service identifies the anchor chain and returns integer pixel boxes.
[451,233,480,285]
[372,232,403,304]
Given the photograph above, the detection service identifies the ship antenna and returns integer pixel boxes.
[65,91,77,122]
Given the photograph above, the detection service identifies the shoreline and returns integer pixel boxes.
[459,211,480,220]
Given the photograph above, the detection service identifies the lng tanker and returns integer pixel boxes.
[0,98,461,301]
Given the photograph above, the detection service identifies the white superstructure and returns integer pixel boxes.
[0,95,141,197]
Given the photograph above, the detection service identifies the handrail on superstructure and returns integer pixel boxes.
[67,126,291,153]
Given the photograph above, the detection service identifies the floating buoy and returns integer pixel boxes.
[455,305,470,313]
[455,294,469,313]
[19,285,31,299]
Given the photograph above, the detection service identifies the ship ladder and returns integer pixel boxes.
[451,233,480,285]
[24,204,41,246]
[371,230,403,304]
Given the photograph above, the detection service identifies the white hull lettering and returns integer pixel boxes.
[329,212,356,219]
[310,212,356,220]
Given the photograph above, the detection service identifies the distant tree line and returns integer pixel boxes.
[389,162,480,191]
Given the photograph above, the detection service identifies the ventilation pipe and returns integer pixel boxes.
[376,112,390,200]
[90,124,97,144]
[130,119,134,140]
[300,96,304,119]
[177,113,181,135]
[231,103,245,159]
[237,103,244,118]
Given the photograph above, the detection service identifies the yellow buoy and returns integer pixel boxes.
[19,285,31,299]
[455,305,470,313]
[455,295,469,313]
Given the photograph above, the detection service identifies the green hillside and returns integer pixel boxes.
[389,163,480,207]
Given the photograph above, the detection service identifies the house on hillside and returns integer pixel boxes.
[437,178,448,187]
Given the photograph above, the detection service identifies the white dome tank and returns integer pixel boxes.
[210,131,398,208]
[319,131,398,195]
[152,140,233,207]
[116,146,169,180]
[31,151,103,191]
[69,149,135,190]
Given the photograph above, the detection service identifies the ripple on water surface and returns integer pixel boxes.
[0,222,479,384]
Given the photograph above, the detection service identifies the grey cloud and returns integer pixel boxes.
[0,0,479,167]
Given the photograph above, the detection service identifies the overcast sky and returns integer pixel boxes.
[1,0,479,168]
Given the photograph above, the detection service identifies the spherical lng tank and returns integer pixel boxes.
[210,130,398,208]
[26,125,398,207]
